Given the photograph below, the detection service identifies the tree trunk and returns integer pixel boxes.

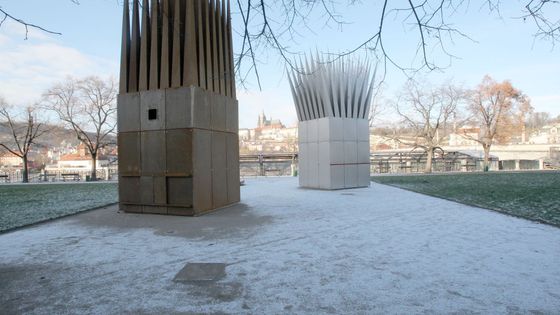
[22,155,29,183]
[425,148,433,173]
[90,152,97,181]
[483,144,491,172]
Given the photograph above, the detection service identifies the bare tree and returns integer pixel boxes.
[462,75,533,170]
[233,0,560,87]
[390,80,463,173]
[44,76,117,181]
[0,97,49,183]
[2,1,558,86]
[0,1,80,39]
[526,111,552,134]
[368,84,385,128]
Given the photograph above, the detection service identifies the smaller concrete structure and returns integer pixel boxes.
[117,0,238,215]
[288,55,375,189]
[299,118,370,189]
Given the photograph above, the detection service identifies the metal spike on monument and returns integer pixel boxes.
[222,0,230,97]
[160,0,171,89]
[184,0,198,87]
[226,0,236,98]
[139,0,151,91]
[149,0,160,90]
[119,0,130,93]
[210,0,219,93]
[171,0,183,88]
[216,0,225,95]
[129,0,140,92]
[203,0,213,92]
[195,0,207,90]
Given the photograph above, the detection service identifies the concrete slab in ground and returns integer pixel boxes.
[1,177,559,314]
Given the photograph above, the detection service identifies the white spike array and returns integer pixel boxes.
[290,55,375,190]
[288,55,376,122]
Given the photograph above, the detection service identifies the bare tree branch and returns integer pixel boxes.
[388,79,464,172]
[43,76,117,181]
[0,97,49,182]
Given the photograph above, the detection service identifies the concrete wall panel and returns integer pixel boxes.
[344,165,358,188]
[192,129,213,211]
[153,176,167,204]
[211,131,227,169]
[343,118,357,141]
[192,87,211,129]
[329,141,344,165]
[318,162,331,189]
[308,119,318,143]
[298,121,308,143]
[211,94,226,131]
[166,87,192,129]
[225,99,239,133]
[140,176,154,204]
[119,176,141,203]
[227,165,240,204]
[330,165,345,189]
[308,142,319,187]
[141,131,166,175]
[212,167,228,208]
[328,118,344,141]
[343,141,358,164]
[118,93,140,132]
[120,204,142,213]
[142,205,168,215]
[167,177,194,206]
[166,129,193,176]
[140,90,166,131]
[118,132,141,176]
[318,117,330,142]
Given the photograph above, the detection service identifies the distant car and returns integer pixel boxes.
[543,162,560,170]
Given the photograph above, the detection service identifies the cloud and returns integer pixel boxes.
[0,23,117,107]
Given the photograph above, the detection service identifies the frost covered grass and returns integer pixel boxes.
[371,171,560,227]
[0,182,117,232]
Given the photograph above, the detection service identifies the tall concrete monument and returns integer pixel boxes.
[288,56,375,189]
[118,0,239,215]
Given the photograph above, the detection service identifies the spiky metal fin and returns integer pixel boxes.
[119,0,131,93]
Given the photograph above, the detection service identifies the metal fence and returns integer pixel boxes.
[240,153,297,177]
[0,151,548,183]
[369,150,499,174]
[0,168,118,183]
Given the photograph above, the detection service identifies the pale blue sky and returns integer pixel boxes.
[0,0,558,128]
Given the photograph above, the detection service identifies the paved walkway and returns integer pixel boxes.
[1,177,559,314]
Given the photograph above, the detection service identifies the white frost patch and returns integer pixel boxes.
[0,177,559,314]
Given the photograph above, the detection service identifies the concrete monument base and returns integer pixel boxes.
[298,117,370,189]
[118,85,240,216]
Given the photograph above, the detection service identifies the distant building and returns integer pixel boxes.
[0,151,22,167]
[256,111,285,130]
[239,128,251,141]
[239,112,297,153]
[57,144,109,170]
[528,123,560,144]
[449,126,480,146]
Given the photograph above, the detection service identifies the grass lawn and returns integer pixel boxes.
[0,182,118,232]
[371,171,560,227]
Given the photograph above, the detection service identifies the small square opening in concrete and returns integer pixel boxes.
[148,108,158,120]
[173,263,226,282]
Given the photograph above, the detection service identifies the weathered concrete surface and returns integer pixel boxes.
[1,177,559,314]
